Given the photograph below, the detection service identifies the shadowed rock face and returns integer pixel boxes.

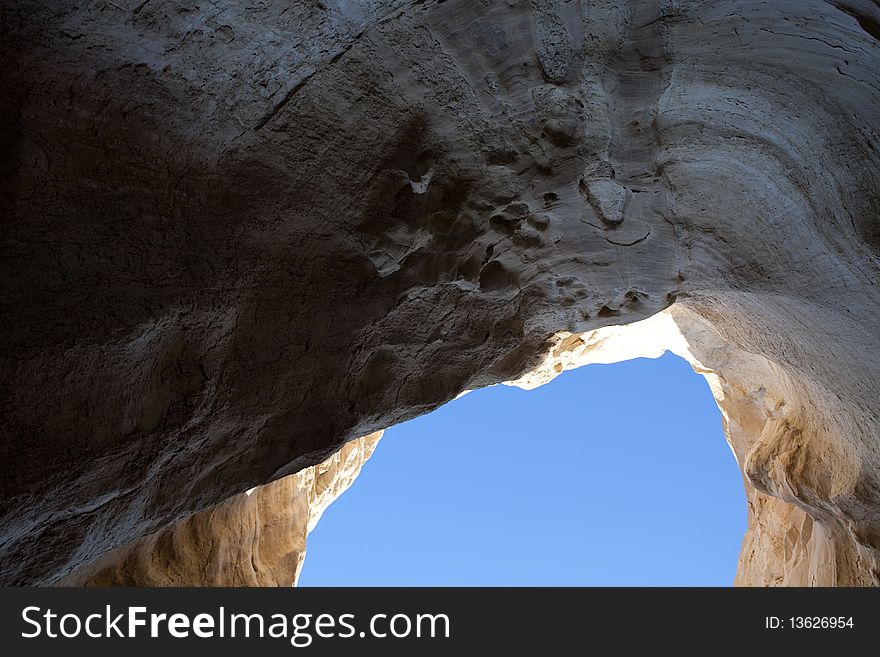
[0,0,878,585]
[60,433,380,587]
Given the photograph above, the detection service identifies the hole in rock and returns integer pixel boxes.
[299,352,746,586]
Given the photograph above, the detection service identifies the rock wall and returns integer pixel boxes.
[1,0,878,585]
[61,432,380,586]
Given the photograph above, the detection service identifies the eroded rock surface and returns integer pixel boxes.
[1,0,878,585]
[61,432,380,586]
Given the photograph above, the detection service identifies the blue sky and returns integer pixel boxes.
[299,352,746,586]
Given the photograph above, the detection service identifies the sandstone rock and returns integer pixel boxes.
[60,433,380,586]
[1,0,878,586]
[581,178,630,226]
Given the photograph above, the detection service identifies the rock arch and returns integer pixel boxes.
[1,0,878,585]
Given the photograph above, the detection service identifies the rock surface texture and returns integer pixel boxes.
[1,0,878,585]
[60,432,380,586]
